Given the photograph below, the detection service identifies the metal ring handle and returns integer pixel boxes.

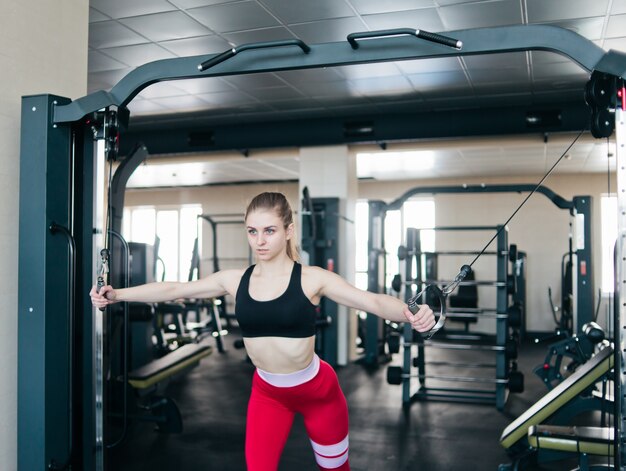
[407,264,472,339]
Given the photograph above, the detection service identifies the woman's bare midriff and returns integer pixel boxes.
[243,336,316,373]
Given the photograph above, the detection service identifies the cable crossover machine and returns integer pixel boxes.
[16,23,626,471]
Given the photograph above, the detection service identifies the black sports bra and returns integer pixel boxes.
[235,263,317,338]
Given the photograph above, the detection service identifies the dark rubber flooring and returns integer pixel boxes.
[107,333,610,471]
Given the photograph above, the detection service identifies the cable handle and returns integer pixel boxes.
[347,28,462,50]
[96,248,110,312]
[407,264,471,339]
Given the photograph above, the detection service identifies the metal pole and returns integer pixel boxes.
[614,106,626,470]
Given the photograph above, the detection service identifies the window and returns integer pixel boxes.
[123,205,202,282]
[354,198,435,292]
[601,194,617,293]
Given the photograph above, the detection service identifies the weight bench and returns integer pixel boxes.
[528,425,614,471]
[499,346,613,469]
[129,342,213,389]
[126,342,213,433]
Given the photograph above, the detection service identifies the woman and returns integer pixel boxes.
[90,191,434,471]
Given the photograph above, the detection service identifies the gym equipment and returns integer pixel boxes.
[535,322,607,390]
[527,425,614,471]
[390,225,521,409]
[19,25,625,470]
[499,346,613,470]
[125,342,213,433]
[193,212,251,332]
[365,183,591,369]
[301,188,341,367]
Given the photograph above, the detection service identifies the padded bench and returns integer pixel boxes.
[128,342,213,390]
[528,425,614,456]
[500,345,613,450]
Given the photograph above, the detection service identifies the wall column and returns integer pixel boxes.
[3,1,88,470]
[299,145,358,365]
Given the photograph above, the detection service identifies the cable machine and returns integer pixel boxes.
[16,25,626,471]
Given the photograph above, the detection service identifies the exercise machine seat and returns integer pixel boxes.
[128,342,213,389]
[500,346,613,450]
[527,425,614,456]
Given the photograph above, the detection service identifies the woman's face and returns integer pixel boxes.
[245,208,293,261]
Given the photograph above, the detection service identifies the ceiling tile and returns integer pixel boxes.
[222,26,296,45]
[296,80,361,98]
[89,7,110,22]
[612,2,626,14]
[408,71,470,90]
[198,90,260,106]
[261,0,355,24]
[126,98,169,115]
[169,0,241,8]
[547,17,606,41]
[99,43,177,67]
[244,86,305,100]
[288,17,367,43]
[226,73,287,90]
[527,0,609,22]
[89,21,149,49]
[349,76,415,97]
[138,82,191,99]
[335,62,402,79]
[90,0,178,19]
[267,98,326,111]
[119,11,211,42]
[439,0,522,30]
[350,0,435,15]
[173,77,235,94]
[88,50,129,72]
[606,14,626,39]
[159,35,232,56]
[532,61,588,80]
[187,2,281,33]
[361,9,444,32]
[154,94,215,111]
[462,52,528,69]
[436,0,492,6]
[396,57,463,74]
[469,67,529,85]
[274,68,344,85]
[88,69,134,92]
[603,37,626,52]
[530,50,573,65]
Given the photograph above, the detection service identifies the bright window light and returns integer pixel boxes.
[601,195,617,293]
[353,198,435,293]
[124,204,202,282]
[357,151,435,179]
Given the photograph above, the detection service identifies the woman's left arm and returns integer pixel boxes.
[313,267,435,333]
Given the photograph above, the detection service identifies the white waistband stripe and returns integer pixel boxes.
[256,354,320,388]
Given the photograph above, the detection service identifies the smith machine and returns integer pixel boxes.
[16,24,626,470]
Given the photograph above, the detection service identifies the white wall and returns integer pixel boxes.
[2,1,88,469]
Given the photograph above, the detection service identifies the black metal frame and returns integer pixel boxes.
[17,25,625,471]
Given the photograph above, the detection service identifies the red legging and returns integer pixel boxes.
[245,358,350,471]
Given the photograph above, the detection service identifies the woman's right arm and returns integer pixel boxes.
[89,269,240,309]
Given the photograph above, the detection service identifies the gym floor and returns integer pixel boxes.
[108,333,605,471]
